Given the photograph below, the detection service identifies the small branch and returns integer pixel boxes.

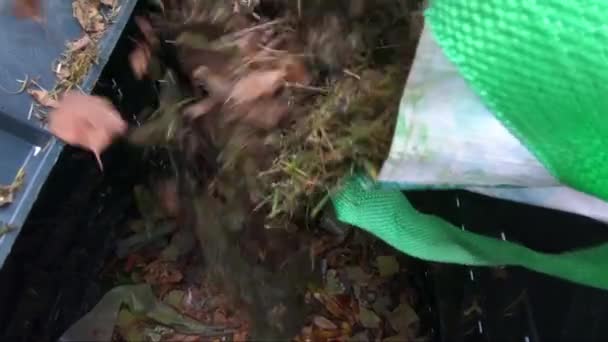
[285,82,329,94]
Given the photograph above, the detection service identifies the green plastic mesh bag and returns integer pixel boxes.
[333,177,608,290]
[426,1,608,201]
[332,1,608,289]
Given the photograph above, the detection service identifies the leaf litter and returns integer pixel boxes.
[55,0,433,341]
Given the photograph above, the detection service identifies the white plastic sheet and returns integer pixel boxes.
[379,25,608,223]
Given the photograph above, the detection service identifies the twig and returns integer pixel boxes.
[298,0,302,18]
[30,79,47,91]
[285,82,329,93]
[27,103,34,120]
[343,69,361,80]
[375,43,405,50]
[226,19,286,40]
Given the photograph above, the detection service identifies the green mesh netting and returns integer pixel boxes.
[334,1,608,289]
[426,1,608,201]
[333,177,608,290]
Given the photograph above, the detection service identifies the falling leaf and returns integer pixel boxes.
[47,92,126,169]
[179,47,232,79]
[135,16,159,47]
[183,98,219,119]
[234,31,263,57]
[28,89,59,108]
[13,0,42,22]
[192,66,233,99]
[68,34,92,52]
[239,98,289,130]
[228,69,286,104]
[130,42,152,80]
[313,316,338,330]
[376,256,399,277]
[358,307,381,329]
[280,56,311,85]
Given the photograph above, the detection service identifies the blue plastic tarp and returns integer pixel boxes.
[0,0,137,267]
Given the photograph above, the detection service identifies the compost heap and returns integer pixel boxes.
[112,0,425,340]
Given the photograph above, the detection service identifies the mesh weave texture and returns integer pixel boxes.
[426,1,608,200]
[333,177,608,290]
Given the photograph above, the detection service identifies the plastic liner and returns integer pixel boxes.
[378,25,608,223]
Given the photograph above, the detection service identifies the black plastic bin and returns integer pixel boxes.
[408,189,608,342]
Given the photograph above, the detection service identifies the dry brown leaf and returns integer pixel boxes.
[28,89,59,108]
[183,98,219,119]
[280,56,311,85]
[234,31,263,58]
[192,66,233,99]
[228,69,286,104]
[234,98,289,130]
[68,35,92,52]
[135,16,159,47]
[179,47,233,81]
[129,42,152,80]
[48,92,126,169]
[72,0,105,33]
[13,0,42,22]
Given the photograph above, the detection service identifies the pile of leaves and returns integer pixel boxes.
[108,0,426,340]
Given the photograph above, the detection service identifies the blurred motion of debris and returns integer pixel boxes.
[47,92,127,169]
[57,0,430,340]
[27,0,122,124]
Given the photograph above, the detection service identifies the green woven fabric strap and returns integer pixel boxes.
[426,1,608,200]
[333,177,608,290]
